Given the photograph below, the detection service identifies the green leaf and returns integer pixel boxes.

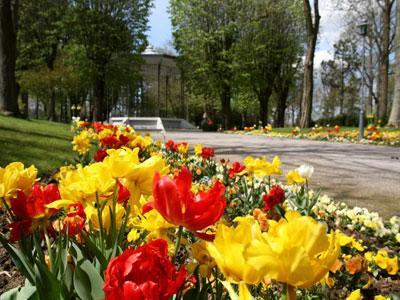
[0,235,35,284]
[73,260,105,300]
[0,285,37,300]
[34,260,63,299]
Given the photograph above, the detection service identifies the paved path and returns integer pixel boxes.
[153,131,400,217]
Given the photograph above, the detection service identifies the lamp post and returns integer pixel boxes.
[358,20,369,141]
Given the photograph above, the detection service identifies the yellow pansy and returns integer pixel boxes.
[347,289,361,300]
[130,135,152,149]
[336,230,364,251]
[245,211,340,288]
[194,144,203,156]
[72,129,92,155]
[103,147,140,178]
[286,169,306,185]
[0,162,37,200]
[373,250,398,275]
[206,216,264,284]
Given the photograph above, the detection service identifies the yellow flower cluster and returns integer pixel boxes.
[365,250,398,275]
[207,211,340,293]
[243,155,281,177]
[72,129,92,155]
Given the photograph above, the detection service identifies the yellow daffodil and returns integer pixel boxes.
[0,162,37,200]
[374,295,390,300]
[72,129,92,155]
[206,216,264,284]
[178,143,188,155]
[347,289,361,300]
[244,211,340,289]
[103,147,139,178]
[286,169,306,185]
[194,144,203,156]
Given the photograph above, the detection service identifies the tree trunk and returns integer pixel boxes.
[35,97,39,119]
[258,87,272,127]
[94,75,106,121]
[276,87,289,127]
[21,91,28,118]
[220,83,231,130]
[0,0,19,116]
[366,46,374,114]
[300,0,320,128]
[378,0,391,119]
[387,1,400,127]
[48,90,56,121]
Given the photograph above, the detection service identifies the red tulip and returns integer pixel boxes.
[201,147,215,159]
[103,239,186,300]
[63,203,86,236]
[227,161,246,178]
[263,185,285,211]
[9,183,61,241]
[144,166,226,234]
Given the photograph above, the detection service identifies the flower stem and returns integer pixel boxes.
[172,226,183,264]
[286,284,297,300]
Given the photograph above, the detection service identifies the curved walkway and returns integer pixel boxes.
[155,131,400,217]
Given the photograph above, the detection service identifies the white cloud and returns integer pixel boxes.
[314,49,333,67]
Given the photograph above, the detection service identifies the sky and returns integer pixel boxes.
[147,0,346,66]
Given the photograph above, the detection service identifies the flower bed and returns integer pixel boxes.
[0,121,398,299]
[226,125,400,147]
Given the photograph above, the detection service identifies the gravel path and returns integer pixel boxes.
[153,131,400,217]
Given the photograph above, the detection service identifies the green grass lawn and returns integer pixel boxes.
[0,116,74,176]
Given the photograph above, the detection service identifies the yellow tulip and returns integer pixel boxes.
[58,163,115,204]
[0,162,37,200]
[286,169,306,185]
[206,216,265,284]
[194,144,203,156]
[125,155,168,207]
[103,147,139,178]
[87,202,125,233]
[244,211,340,289]
[189,241,216,277]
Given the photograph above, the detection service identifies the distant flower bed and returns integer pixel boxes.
[0,120,398,299]
[226,124,400,146]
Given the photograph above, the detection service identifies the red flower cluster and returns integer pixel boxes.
[201,147,215,159]
[100,134,131,149]
[93,122,115,133]
[94,148,108,162]
[144,166,226,238]
[262,185,285,211]
[227,162,245,178]
[165,140,178,152]
[63,203,86,236]
[9,183,61,241]
[103,239,187,300]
